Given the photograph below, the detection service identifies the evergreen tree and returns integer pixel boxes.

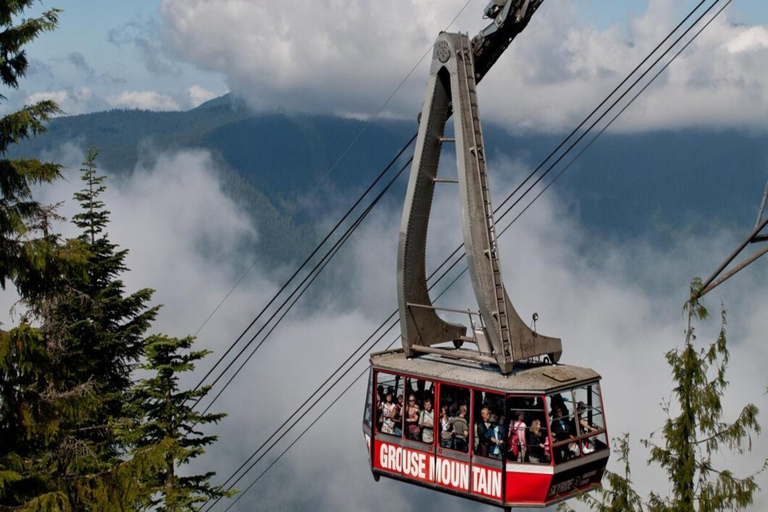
[0,2,65,298]
[560,279,766,512]
[128,335,233,512]
[63,147,159,449]
[0,149,164,511]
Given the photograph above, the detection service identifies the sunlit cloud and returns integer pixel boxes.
[106,90,181,111]
[159,0,768,133]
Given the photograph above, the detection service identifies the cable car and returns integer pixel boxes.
[362,1,610,509]
[363,353,609,509]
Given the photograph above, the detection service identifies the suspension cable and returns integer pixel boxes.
[191,0,475,399]
[198,156,413,414]
[190,142,414,401]
[202,0,729,507]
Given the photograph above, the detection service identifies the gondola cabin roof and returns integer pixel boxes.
[371,349,601,395]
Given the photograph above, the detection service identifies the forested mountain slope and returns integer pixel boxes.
[13,94,768,261]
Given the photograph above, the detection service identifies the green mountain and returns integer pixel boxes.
[13,94,768,262]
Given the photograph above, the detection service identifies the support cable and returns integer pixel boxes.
[191,0,475,398]
[196,0,712,403]
[191,142,414,401]
[197,156,413,414]
[203,248,467,512]
[203,1,729,507]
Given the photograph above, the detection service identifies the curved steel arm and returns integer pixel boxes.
[397,32,561,374]
[472,0,544,84]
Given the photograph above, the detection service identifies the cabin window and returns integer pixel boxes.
[404,377,434,444]
[506,395,549,464]
[473,390,505,460]
[548,384,609,463]
[375,371,403,436]
[572,384,609,455]
[438,384,470,453]
[364,369,374,428]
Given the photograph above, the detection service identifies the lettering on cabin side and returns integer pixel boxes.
[376,441,502,500]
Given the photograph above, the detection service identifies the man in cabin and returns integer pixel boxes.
[419,397,434,443]
[475,407,495,456]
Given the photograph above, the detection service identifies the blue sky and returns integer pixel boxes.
[17,0,768,131]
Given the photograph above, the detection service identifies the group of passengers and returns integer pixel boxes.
[377,381,436,443]
[376,388,601,464]
[549,395,601,461]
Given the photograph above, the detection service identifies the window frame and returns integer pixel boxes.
[547,382,609,463]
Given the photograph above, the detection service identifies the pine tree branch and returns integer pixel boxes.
[693,404,759,447]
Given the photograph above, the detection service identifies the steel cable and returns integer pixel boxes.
[202,0,728,508]
[191,0,475,402]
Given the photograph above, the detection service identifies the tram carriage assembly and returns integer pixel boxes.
[363,0,610,509]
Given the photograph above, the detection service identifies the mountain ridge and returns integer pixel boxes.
[12,95,768,261]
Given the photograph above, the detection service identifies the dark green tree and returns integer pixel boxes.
[128,335,233,512]
[0,2,64,298]
[64,147,158,443]
[0,149,164,511]
[560,279,766,512]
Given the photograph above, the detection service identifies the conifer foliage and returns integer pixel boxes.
[128,335,233,512]
[2,148,231,511]
[0,1,64,297]
[0,148,162,510]
[561,279,766,512]
[0,3,229,510]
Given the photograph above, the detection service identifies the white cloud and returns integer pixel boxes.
[27,146,267,341]
[198,154,768,511]
[159,0,768,132]
[188,84,217,108]
[106,90,181,111]
[25,88,94,115]
[3,143,766,510]
[726,25,768,53]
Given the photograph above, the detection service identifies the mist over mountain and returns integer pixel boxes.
[12,99,767,512]
[14,94,768,263]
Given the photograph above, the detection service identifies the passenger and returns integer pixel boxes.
[380,391,398,435]
[419,397,434,443]
[439,404,453,449]
[394,394,404,436]
[415,380,426,405]
[509,411,527,462]
[452,405,469,452]
[550,404,573,441]
[489,414,505,459]
[527,419,549,463]
[576,402,598,434]
[549,394,566,416]
[376,391,385,431]
[551,404,580,461]
[377,384,385,402]
[474,407,495,457]
[405,394,421,440]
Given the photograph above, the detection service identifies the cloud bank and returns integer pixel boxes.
[158,0,768,133]
[3,143,765,511]
[106,90,182,111]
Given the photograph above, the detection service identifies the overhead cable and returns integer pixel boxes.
[191,0,475,400]
[203,1,730,507]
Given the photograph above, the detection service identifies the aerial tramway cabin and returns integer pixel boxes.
[362,351,609,509]
[363,1,610,509]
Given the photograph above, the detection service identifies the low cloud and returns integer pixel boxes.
[3,142,765,511]
[25,88,96,115]
[106,90,181,111]
[29,145,268,341]
[193,154,768,510]
[159,0,768,133]
[188,85,217,108]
